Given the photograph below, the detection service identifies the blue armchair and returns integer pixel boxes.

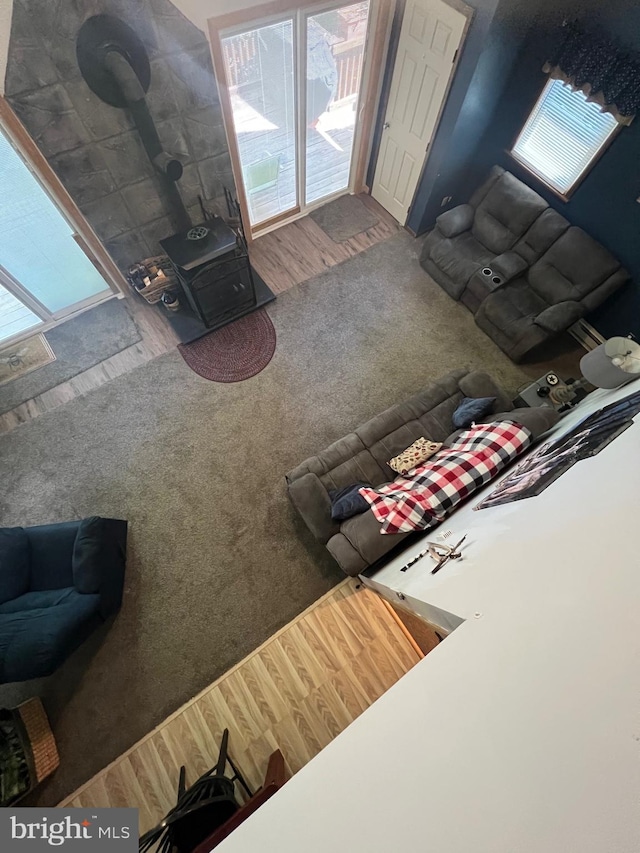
[0,517,127,683]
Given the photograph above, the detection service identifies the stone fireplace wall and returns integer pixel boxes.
[4,0,236,272]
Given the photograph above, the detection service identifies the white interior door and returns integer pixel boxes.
[371,0,468,224]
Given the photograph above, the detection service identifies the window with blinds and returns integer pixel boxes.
[511,78,618,196]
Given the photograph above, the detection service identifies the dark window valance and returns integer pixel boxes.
[543,21,640,125]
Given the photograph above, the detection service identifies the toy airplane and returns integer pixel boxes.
[400,535,467,573]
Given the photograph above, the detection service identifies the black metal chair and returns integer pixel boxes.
[139,729,252,853]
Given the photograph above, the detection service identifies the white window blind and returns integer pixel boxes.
[511,78,618,195]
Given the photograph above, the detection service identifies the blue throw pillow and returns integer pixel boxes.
[0,528,30,605]
[329,484,370,521]
[452,396,496,429]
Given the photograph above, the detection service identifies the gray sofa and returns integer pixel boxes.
[286,369,560,576]
[420,167,629,362]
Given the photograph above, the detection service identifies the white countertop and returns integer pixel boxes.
[217,381,640,853]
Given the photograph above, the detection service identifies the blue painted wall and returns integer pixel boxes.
[406,0,539,234]
[448,8,640,338]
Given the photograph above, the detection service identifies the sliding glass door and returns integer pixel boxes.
[0,123,112,344]
[221,1,371,230]
[0,281,41,344]
[223,19,298,227]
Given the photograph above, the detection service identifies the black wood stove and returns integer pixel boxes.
[160,219,253,330]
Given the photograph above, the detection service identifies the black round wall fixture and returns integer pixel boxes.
[76,14,150,109]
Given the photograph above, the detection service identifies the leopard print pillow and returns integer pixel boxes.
[388,438,442,475]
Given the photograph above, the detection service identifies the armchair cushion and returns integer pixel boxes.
[0,592,101,683]
[436,204,474,238]
[26,522,79,591]
[535,301,585,333]
[0,528,29,605]
[0,588,77,614]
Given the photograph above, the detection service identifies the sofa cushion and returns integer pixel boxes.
[428,231,492,291]
[339,511,409,565]
[389,438,442,475]
[27,522,78,591]
[0,528,30,605]
[0,587,77,614]
[452,397,496,429]
[0,592,101,682]
[471,171,547,255]
[481,278,548,329]
[528,227,620,305]
[513,208,570,265]
[329,484,370,521]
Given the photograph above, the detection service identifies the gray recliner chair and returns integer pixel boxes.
[475,227,629,362]
[420,166,548,299]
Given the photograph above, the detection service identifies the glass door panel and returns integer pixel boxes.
[0,128,109,314]
[0,281,41,344]
[305,2,370,205]
[222,19,298,227]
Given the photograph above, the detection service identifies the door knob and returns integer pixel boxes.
[383,121,390,129]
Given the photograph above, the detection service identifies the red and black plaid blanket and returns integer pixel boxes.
[359,422,532,534]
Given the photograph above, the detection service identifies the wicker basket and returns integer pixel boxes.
[130,255,178,304]
[16,698,60,785]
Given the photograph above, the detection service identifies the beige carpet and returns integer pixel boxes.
[0,232,581,805]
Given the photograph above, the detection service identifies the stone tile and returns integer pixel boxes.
[97,130,155,186]
[65,76,134,139]
[4,1,59,96]
[105,229,151,271]
[145,58,180,122]
[177,163,205,210]
[148,0,207,55]
[19,0,62,41]
[42,0,104,80]
[121,176,171,224]
[49,144,116,205]
[197,152,235,201]
[156,116,191,162]
[109,0,161,60]
[9,84,90,156]
[140,215,175,254]
[167,46,219,111]
[81,191,134,242]
[182,105,228,161]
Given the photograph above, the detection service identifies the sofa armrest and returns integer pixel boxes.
[581,267,630,314]
[535,301,585,333]
[287,473,339,544]
[490,251,529,283]
[491,407,560,439]
[458,371,513,414]
[436,204,474,238]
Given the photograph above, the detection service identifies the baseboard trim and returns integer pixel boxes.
[569,320,605,351]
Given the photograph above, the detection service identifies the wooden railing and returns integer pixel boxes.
[223,32,365,105]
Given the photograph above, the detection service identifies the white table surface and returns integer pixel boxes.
[216,381,640,853]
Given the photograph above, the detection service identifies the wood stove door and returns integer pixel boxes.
[189,258,255,327]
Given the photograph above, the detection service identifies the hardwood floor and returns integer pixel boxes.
[249,194,399,293]
[0,195,397,435]
[58,580,425,834]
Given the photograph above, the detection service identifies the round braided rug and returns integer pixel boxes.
[178,309,276,383]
